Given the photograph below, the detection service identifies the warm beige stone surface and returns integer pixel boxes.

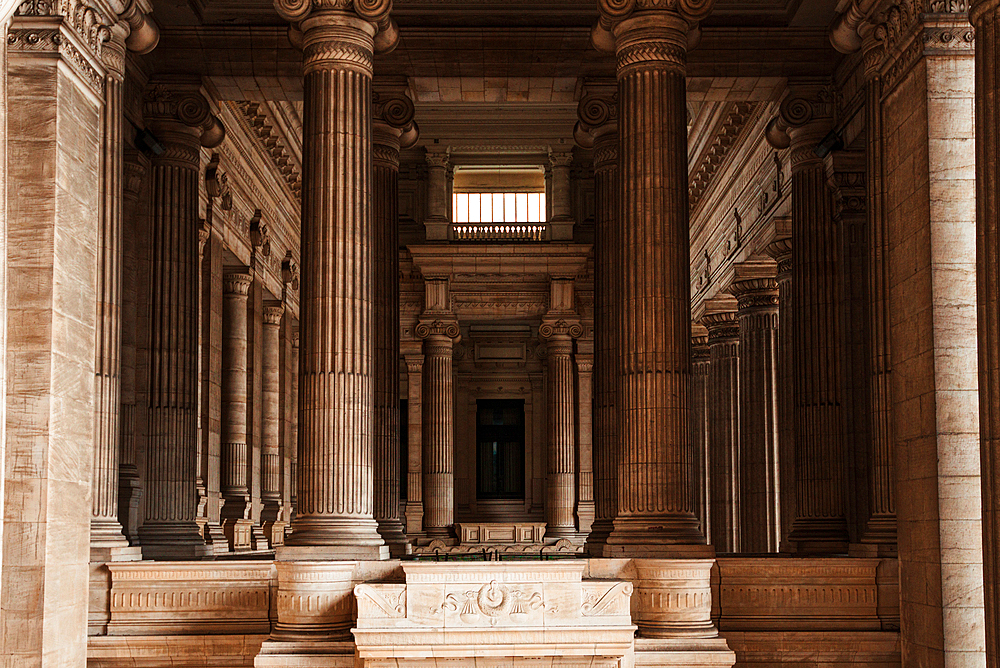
[881,16,984,667]
[4,10,106,666]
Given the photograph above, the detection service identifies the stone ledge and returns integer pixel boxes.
[722,630,901,666]
[87,634,268,667]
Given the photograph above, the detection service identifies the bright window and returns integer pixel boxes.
[452,192,546,224]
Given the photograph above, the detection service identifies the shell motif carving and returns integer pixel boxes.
[440,580,549,626]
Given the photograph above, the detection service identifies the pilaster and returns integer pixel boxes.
[425,147,450,241]
[402,344,425,538]
[548,149,575,240]
[261,301,286,546]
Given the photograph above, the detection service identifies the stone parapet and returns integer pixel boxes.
[105,562,275,636]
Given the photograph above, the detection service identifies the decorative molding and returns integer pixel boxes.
[415,319,460,339]
[7,25,106,96]
[689,102,754,210]
[234,101,302,200]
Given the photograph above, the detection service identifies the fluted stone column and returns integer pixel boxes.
[119,150,147,545]
[859,36,897,553]
[91,28,138,557]
[595,0,714,555]
[702,301,739,553]
[290,329,299,518]
[540,318,582,538]
[403,348,425,536]
[765,232,794,545]
[425,148,450,240]
[973,0,1000,663]
[261,301,286,546]
[575,93,618,552]
[766,91,848,554]
[728,265,781,553]
[372,91,417,556]
[274,0,398,559]
[575,351,595,537]
[691,326,711,540]
[548,149,575,240]
[417,318,459,538]
[220,271,253,551]
[137,84,223,559]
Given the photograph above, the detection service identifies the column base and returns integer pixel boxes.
[604,516,712,558]
[252,524,269,551]
[137,522,210,560]
[118,476,143,545]
[282,517,389,560]
[577,501,595,536]
[404,502,423,535]
[376,518,410,557]
[634,638,736,667]
[855,514,897,556]
[91,519,136,551]
[205,522,232,556]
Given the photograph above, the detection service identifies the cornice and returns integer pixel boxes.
[689,101,755,211]
[232,101,302,201]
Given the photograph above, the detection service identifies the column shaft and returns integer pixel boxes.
[587,127,619,551]
[261,302,286,545]
[373,123,407,554]
[545,335,577,537]
[691,331,711,540]
[404,354,425,535]
[138,89,220,559]
[782,111,849,553]
[422,333,455,538]
[606,13,706,552]
[220,271,253,550]
[91,32,133,552]
[703,309,739,553]
[861,49,897,550]
[766,237,795,546]
[576,354,595,536]
[731,278,781,553]
[284,14,385,558]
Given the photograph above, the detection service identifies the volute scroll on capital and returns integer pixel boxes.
[574,93,618,149]
[273,0,398,55]
[415,320,460,340]
[538,320,584,340]
[373,91,419,150]
[143,84,226,150]
[592,0,715,55]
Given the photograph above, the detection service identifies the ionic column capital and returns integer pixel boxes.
[223,271,253,296]
[539,319,584,341]
[373,90,418,159]
[425,146,450,169]
[692,324,710,361]
[764,86,835,163]
[728,278,779,311]
[595,0,715,52]
[764,237,793,277]
[143,81,225,162]
[415,319,460,340]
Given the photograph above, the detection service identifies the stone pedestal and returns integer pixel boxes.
[221,271,254,552]
[275,0,398,560]
[261,302,286,547]
[596,0,715,557]
[766,90,848,554]
[701,300,740,554]
[137,83,223,560]
[728,264,781,554]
